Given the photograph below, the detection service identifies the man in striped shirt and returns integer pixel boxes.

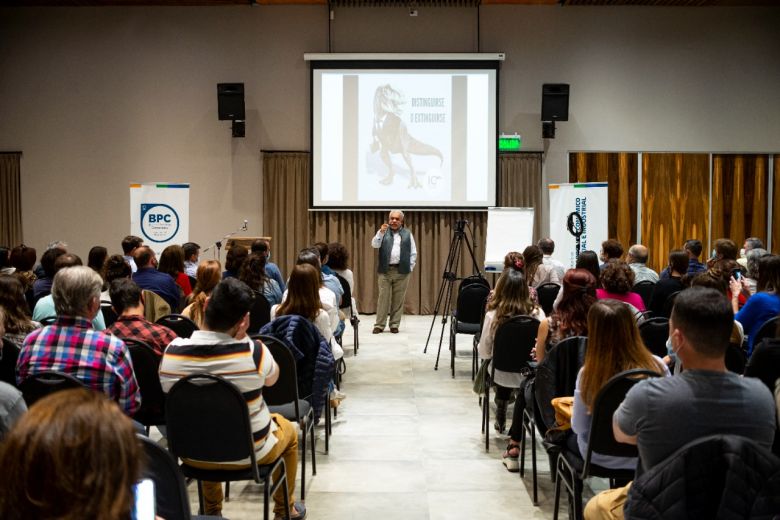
[159,278,305,520]
[17,266,140,416]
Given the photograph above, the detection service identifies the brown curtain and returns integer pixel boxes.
[641,153,710,273]
[0,153,23,246]
[569,152,637,248]
[711,154,769,248]
[262,151,542,315]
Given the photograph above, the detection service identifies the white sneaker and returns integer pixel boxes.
[330,389,347,400]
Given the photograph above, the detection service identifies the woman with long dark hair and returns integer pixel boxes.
[239,253,282,305]
[0,275,40,348]
[522,245,560,288]
[158,244,192,297]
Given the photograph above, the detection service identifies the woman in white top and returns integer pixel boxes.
[478,267,545,433]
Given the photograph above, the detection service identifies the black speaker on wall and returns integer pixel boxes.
[541,83,569,122]
[217,83,245,121]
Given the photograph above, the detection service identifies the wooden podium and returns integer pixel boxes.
[225,237,272,250]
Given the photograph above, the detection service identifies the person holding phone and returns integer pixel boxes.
[371,209,417,334]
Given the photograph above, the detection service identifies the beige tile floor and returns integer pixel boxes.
[174,315,602,519]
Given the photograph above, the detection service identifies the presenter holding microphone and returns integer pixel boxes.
[371,210,417,334]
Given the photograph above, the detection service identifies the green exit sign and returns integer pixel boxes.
[499,134,522,152]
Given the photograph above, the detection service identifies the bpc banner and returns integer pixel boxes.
[548,183,609,270]
[130,183,190,255]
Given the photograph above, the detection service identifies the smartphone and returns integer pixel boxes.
[132,479,156,520]
[734,271,742,280]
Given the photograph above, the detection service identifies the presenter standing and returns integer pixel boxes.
[372,210,417,334]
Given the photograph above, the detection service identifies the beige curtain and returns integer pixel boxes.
[262,151,543,315]
[0,153,23,246]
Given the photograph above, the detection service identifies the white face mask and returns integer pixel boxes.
[740,248,746,258]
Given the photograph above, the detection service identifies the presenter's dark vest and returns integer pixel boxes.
[377,227,412,275]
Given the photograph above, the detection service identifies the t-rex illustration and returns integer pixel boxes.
[371,84,444,189]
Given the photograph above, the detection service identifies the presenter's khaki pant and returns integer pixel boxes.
[375,267,411,330]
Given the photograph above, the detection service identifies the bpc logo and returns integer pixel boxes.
[140,203,180,243]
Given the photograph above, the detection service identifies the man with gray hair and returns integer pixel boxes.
[627,244,659,284]
[371,209,417,334]
[17,266,140,416]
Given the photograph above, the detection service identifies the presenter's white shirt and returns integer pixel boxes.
[371,229,418,271]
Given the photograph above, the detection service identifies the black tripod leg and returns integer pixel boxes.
[425,227,462,355]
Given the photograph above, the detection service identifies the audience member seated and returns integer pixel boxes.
[157,244,192,297]
[0,389,140,519]
[707,237,739,269]
[502,252,538,304]
[132,246,181,312]
[10,244,37,305]
[313,242,345,305]
[539,237,566,281]
[599,239,624,270]
[731,254,780,355]
[33,254,107,330]
[159,278,306,520]
[0,246,14,275]
[737,236,764,269]
[327,242,354,295]
[223,244,249,279]
[576,250,601,282]
[182,241,200,278]
[586,287,776,519]
[18,266,140,416]
[597,260,645,312]
[478,267,545,434]
[572,300,669,473]
[86,245,108,277]
[240,253,283,306]
[105,278,177,357]
[99,254,132,301]
[252,238,286,292]
[32,246,66,302]
[0,379,25,441]
[181,259,222,329]
[0,276,41,348]
[272,264,341,359]
[121,234,143,274]
[743,247,770,296]
[523,245,560,287]
[626,244,659,284]
[648,249,688,318]
[535,269,596,363]
[293,249,341,337]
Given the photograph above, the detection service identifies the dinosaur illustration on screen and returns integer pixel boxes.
[371,84,443,189]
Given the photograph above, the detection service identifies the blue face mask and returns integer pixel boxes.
[267,251,271,261]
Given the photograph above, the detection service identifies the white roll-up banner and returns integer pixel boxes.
[548,182,609,270]
[130,183,190,256]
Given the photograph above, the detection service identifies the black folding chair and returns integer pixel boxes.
[19,370,86,407]
[638,317,670,358]
[752,316,779,352]
[156,314,199,338]
[445,276,490,378]
[333,272,359,355]
[165,374,290,519]
[632,280,656,310]
[482,315,539,451]
[0,339,20,387]
[659,290,681,319]
[258,334,317,499]
[124,338,166,434]
[249,290,272,334]
[537,282,561,317]
[100,301,118,327]
[554,369,661,520]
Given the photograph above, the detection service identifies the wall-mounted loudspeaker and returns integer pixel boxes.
[541,83,569,122]
[217,83,245,121]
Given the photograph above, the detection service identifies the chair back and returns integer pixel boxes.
[333,272,352,311]
[155,314,198,338]
[100,302,118,327]
[745,338,780,391]
[165,373,257,466]
[660,290,681,319]
[256,335,301,418]
[460,274,490,290]
[19,370,86,407]
[725,343,747,374]
[534,335,588,430]
[632,280,656,309]
[248,291,271,333]
[752,316,779,351]
[124,338,166,425]
[536,282,561,317]
[492,315,540,374]
[585,368,661,467]
[638,317,670,358]
[455,280,491,325]
[138,435,192,520]
[0,339,20,387]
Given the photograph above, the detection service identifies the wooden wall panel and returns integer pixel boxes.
[641,153,709,273]
[712,154,769,246]
[569,152,638,250]
[773,156,780,254]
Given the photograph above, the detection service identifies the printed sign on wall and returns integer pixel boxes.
[130,183,189,255]
[548,182,609,270]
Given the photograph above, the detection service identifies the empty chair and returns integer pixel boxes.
[446,276,490,377]
[19,370,86,407]
[638,318,670,358]
[155,313,198,338]
[536,282,561,317]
